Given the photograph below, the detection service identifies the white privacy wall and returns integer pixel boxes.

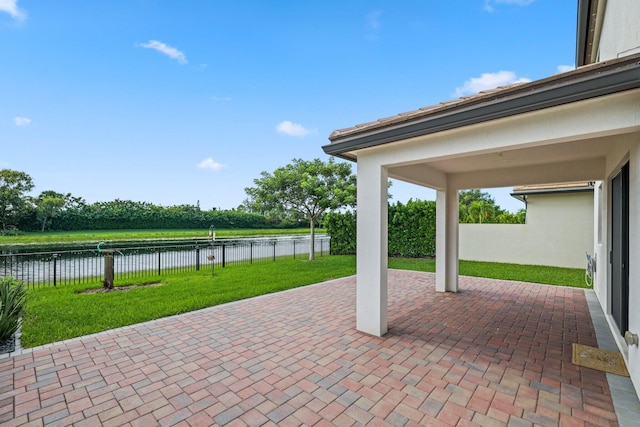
[459,191,594,268]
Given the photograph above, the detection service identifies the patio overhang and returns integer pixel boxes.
[323,54,640,161]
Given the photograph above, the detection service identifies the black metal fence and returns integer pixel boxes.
[0,236,330,288]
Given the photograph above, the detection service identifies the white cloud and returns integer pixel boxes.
[276,120,312,137]
[454,70,531,97]
[140,40,187,64]
[14,116,31,127]
[484,0,535,12]
[366,10,382,30]
[197,158,226,171]
[364,10,383,41]
[0,0,26,21]
[557,64,575,73]
[212,96,232,102]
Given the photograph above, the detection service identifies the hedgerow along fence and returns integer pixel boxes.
[0,236,331,288]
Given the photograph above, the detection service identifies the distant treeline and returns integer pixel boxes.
[16,200,288,232]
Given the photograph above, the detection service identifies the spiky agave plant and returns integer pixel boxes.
[0,277,27,341]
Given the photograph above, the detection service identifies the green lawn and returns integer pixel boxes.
[20,255,585,348]
[388,258,586,288]
[0,228,321,246]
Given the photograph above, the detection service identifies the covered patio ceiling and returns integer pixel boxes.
[385,134,612,191]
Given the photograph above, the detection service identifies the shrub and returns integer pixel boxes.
[325,200,437,258]
[324,211,356,255]
[0,277,28,341]
[388,199,436,258]
[0,225,20,236]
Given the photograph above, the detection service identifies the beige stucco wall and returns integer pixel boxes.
[596,3,640,389]
[459,191,594,269]
[594,131,640,395]
[625,134,640,392]
[599,0,640,60]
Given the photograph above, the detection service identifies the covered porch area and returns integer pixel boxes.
[332,102,619,335]
[323,55,640,397]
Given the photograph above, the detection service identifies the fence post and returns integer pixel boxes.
[157,249,161,275]
[195,246,200,271]
[104,253,114,289]
[293,240,296,259]
[273,241,276,262]
[52,253,58,287]
[250,242,253,264]
[321,239,324,257]
[222,244,226,268]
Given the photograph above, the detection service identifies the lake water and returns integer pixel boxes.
[0,235,330,287]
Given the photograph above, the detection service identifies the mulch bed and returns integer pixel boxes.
[77,283,163,294]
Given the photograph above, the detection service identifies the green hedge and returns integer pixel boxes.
[324,211,356,255]
[389,200,436,257]
[18,201,271,231]
[325,200,437,257]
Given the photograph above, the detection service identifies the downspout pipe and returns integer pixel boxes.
[576,0,607,66]
[576,0,592,66]
[590,0,607,63]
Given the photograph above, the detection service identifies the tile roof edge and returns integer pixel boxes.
[329,53,640,142]
[511,181,595,194]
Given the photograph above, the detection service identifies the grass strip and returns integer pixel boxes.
[388,257,585,287]
[0,228,322,245]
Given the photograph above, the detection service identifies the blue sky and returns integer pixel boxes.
[1,0,577,212]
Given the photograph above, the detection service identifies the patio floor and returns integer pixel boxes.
[1,270,638,426]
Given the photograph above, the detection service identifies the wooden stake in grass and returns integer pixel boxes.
[103,253,114,289]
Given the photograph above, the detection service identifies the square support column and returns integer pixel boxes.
[436,188,459,292]
[356,161,388,336]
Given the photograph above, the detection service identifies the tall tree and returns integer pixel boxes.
[245,158,356,260]
[467,199,496,223]
[0,169,34,231]
[35,193,66,232]
[34,191,87,232]
[458,189,524,224]
[459,189,501,223]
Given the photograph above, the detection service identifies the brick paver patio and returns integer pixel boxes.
[0,270,628,426]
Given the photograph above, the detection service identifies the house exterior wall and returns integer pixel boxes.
[459,192,594,269]
[593,131,640,396]
[599,0,640,60]
[627,137,640,390]
[596,11,640,398]
[593,181,608,306]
